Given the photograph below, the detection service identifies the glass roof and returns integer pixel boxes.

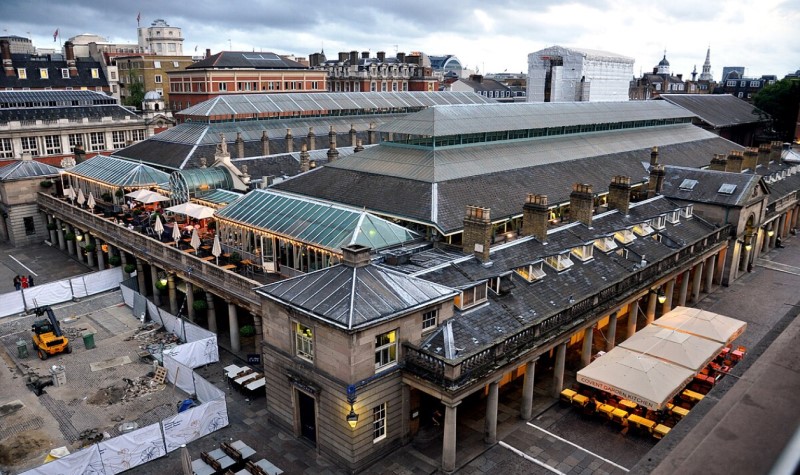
[67,155,170,187]
[193,188,243,207]
[215,189,418,252]
[0,160,60,181]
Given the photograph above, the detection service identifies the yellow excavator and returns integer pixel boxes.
[31,305,71,360]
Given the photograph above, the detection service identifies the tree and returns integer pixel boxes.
[753,78,800,142]
[123,68,145,109]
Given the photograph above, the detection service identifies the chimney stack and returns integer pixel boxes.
[742,147,758,171]
[349,51,358,65]
[770,141,783,163]
[397,52,406,63]
[463,206,492,262]
[327,125,339,162]
[725,151,744,173]
[650,146,660,167]
[608,176,632,215]
[261,130,270,156]
[338,52,348,62]
[368,123,377,144]
[757,143,771,167]
[647,164,665,198]
[235,132,245,158]
[377,51,386,62]
[1,40,13,77]
[570,184,594,227]
[299,143,310,172]
[709,154,727,171]
[362,51,369,59]
[206,48,211,58]
[350,124,357,147]
[285,128,293,153]
[64,41,78,77]
[522,194,549,242]
[354,139,364,153]
[342,244,372,268]
[307,127,315,150]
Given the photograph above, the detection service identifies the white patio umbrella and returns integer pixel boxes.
[64,187,76,200]
[138,190,171,204]
[171,220,182,246]
[190,228,201,252]
[86,192,96,210]
[124,189,152,200]
[153,214,164,235]
[76,188,86,206]
[212,233,222,265]
[166,202,215,220]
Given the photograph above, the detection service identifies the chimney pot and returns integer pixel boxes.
[463,205,492,262]
[349,51,358,64]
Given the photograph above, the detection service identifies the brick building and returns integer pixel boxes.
[115,54,195,105]
[309,50,438,93]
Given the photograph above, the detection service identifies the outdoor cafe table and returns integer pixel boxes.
[235,372,259,386]
[572,394,590,407]
[627,414,656,432]
[207,448,235,471]
[191,458,215,475]
[667,403,690,419]
[618,399,638,411]
[654,424,671,439]
[221,264,237,270]
[681,389,705,404]
[560,388,577,403]
[230,440,256,459]
[255,458,284,475]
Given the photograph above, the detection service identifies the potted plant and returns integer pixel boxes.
[192,299,208,312]
[155,279,168,292]
[115,188,125,198]
[101,192,112,202]
[108,255,121,266]
[230,252,242,264]
[39,180,53,189]
[239,325,255,337]
[124,263,136,274]
[46,222,57,231]
[65,232,76,241]
[83,242,96,253]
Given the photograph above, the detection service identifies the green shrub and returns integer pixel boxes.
[155,279,168,291]
[39,180,53,188]
[115,188,125,197]
[101,192,112,202]
[65,232,76,241]
[192,299,208,312]
[46,222,57,231]
[83,243,96,252]
[108,255,121,266]
[239,325,255,337]
[124,263,136,274]
[230,252,241,263]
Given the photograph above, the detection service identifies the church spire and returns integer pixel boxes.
[699,46,713,81]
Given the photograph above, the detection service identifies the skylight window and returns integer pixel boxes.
[545,253,574,272]
[718,183,737,195]
[515,261,546,282]
[594,236,619,252]
[633,222,655,236]
[679,179,697,191]
[614,228,637,244]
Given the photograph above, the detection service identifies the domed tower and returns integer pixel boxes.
[657,51,670,75]
[141,90,175,133]
[142,90,164,112]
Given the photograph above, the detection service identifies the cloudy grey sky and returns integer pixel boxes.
[2,0,798,80]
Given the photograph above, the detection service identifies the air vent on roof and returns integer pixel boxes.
[679,179,698,191]
[718,183,737,195]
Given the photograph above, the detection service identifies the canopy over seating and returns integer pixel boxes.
[618,325,724,372]
[577,347,695,410]
[166,202,216,220]
[652,306,747,344]
[67,155,170,188]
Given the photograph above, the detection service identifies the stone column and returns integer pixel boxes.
[769,221,777,248]
[484,381,499,444]
[627,299,639,338]
[186,282,195,322]
[520,359,536,420]
[56,218,65,250]
[692,262,704,303]
[401,384,411,444]
[677,270,690,306]
[228,302,240,351]
[580,326,593,368]
[119,250,128,269]
[96,239,105,270]
[66,225,76,256]
[606,310,619,352]
[85,235,95,267]
[442,402,459,473]
[168,273,177,315]
[779,214,787,237]
[661,279,675,315]
[705,255,717,291]
[136,259,146,295]
[646,291,658,324]
[150,266,162,306]
[253,314,263,352]
[551,342,567,398]
[206,293,217,333]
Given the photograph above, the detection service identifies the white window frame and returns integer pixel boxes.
[633,222,655,236]
[682,205,693,218]
[373,403,387,442]
[651,215,667,230]
[61,68,69,79]
[17,68,27,79]
[515,261,546,282]
[571,244,594,261]
[666,210,680,224]
[89,132,105,152]
[111,131,126,149]
[68,134,84,149]
[153,61,161,69]
[294,322,314,362]
[43,135,61,155]
[39,68,49,79]
[20,136,38,156]
[422,309,438,331]
[219,82,228,92]
[154,74,162,84]
[594,236,618,252]
[544,253,574,272]
[173,61,180,68]
[457,282,488,309]
[0,138,13,158]
[374,330,397,370]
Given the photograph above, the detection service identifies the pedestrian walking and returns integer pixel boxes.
[13,275,20,291]
[21,275,28,289]
[28,275,34,287]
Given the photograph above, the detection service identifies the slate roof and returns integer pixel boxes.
[377,100,692,136]
[0,90,116,107]
[0,55,108,89]
[186,51,308,70]
[255,260,458,331]
[0,159,60,181]
[659,94,769,128]
[273,130,741,233]
[660,166,763,207]
[453,77,510,94]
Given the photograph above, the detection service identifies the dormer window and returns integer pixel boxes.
[17,68,26,79]
[515,261,546,282]
[666,210,680,224]
[633,221,655,236]
[651,215,667,230]
[571,244,594,261]
[39,68,48,79]
[545,253,574,272]
[594,236,618,252]
[455,282,488,310]
[61,68,69,78]
[682,205,693,218]
[614,228,637,244]
[91,68,99,79]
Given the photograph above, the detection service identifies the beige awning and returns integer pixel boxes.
[652,306,747,344]
[619,325,724,372]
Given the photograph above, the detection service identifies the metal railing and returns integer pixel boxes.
[403,226,730,392]
[38,193,261,310]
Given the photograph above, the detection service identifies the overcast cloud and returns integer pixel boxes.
[2,0,797,80]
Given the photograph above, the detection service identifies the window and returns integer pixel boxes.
[173,61,180,68]
[750,81,759,87]
[39,68,48,79]
[23,217,35,236]
[89,132,105,151]
[456,282,488,309]
[516,262,546,282]
[737,92,743,98]
[0,138,13,158]
[218,82,228,92]
[131,130,146,141]
[68,134,84,149]
[633,222,654,236]
[294,322,314,361]
[43,135,61,155]
[571,244,594,261]
[726,80,736,86]
[20,137,38,156]
[91,68,99,79]
[651,215,667,230]
[61,68,69,78]
[110,71,117,80]
[111,131,126,149]
[373,403,386,442]
[168,43,176,52]
[666,210,680,224]
[95,86,103,92]
[679,178,697,191]
[544,253,574,271]
[422,309,438,331]
[594,236,618,252]
[370,81,376,92]
[374,330,397,369]
[154,75,162,83]
[17,68,27,79]
[311,81,319,90]
[153,61,161,69]
[682,205,693,218]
